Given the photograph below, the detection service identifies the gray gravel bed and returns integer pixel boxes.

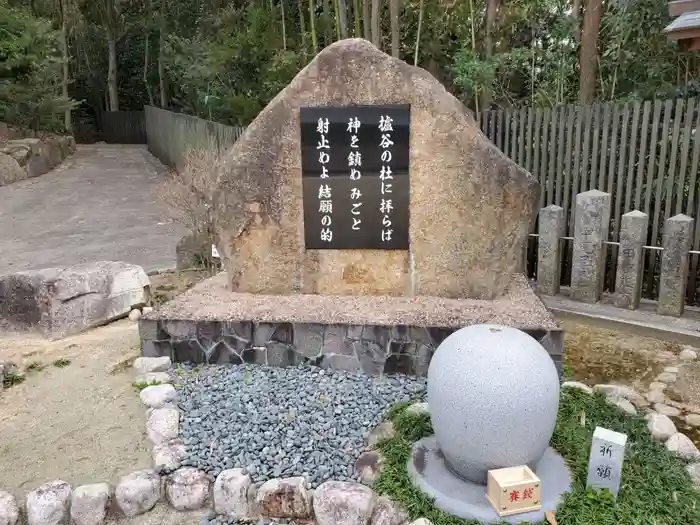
[173,363,425,489]
[200,515,301,525]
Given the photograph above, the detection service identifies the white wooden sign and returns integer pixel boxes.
[211,244,220,258]
[586,426,627,498]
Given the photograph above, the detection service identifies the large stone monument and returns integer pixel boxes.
[409,325,571,524]
[139,38,563,377]
[209,38,538,300]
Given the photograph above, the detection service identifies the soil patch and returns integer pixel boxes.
[0,321,150,500]
[562,320,677,390]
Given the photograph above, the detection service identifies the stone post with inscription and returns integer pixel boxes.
[614,211,648,310]
[537,205,565,296]
[658,214,694,317]
[571,190,611,303]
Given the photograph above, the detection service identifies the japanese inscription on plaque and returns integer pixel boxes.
[300,105,410,250]
[586,426,627,498]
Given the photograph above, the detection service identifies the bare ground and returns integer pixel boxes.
[0,321,150,502]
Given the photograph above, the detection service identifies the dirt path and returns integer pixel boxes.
[0,321,150,501]
[0,144,186,275]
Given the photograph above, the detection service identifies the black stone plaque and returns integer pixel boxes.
[300,104,410,250]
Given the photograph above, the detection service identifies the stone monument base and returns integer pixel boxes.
[139,272,564,376]
[408,436,572,524]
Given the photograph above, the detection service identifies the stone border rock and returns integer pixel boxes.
[0,357,433,525]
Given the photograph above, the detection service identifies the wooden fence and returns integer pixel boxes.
[102,111,146,144]
[478,98,700,304]
[144,106,245,170]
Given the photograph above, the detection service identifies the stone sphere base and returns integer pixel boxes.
[408,436,572,524]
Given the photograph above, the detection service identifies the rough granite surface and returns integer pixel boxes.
[144,272,556,329]
[210,38,539,300]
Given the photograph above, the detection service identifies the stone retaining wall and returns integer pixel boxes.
[0,136,76,186]
[139,319,564,376]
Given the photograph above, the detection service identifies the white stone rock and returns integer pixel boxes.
[164,467,210,511]
[686,463,700,487]
[648,382,667,391]
[611,398,637,415]
[135,372,171,385]
[666,433,700,460]
[313,481,376,525]
[646,412,677,442]
[213,469,252,518]
[256,477,311,518]
[133,357,171,375]
[405,402,430,416]
[367,421,395,448]
[655,372,677,383]
[664,366,679,374]
[0,491,19,525]
[369,496,408,525]
[140,384,177,409]
[114,470,161,517]
[26,480,71,525]
[142,306,154,315]
[594,384,648,407]
[685,414,700,427]
[653,403,681,417]
[408,520,433,525]
[561,381,593,394]
[146,407,179,445]
[70,483,111,525]
[128,309,142,322]
[656,350,677,361]
[153,439,187,473]
[646,389,666,404]
[680,347,698,361]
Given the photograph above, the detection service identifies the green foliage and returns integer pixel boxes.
[0,0,76,131]
[374,389,700,525]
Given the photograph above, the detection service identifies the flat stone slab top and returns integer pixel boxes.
[145,273,557,328]
[408,435,572,524]
[140,273,563,376]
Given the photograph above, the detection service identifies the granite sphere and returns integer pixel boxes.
[427,324,560,484]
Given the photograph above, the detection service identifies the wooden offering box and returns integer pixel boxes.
[486,465,542,517]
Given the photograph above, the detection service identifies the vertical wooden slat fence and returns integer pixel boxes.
[102,111,146,144]
[144,106,245,170]
[479,97,700,305]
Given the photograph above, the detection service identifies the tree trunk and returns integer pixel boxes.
[59,0,71,131]
[158,0,168,108]
[413,0,423,65]
[281,0,287,50]
[298,0,308,51]
[322,0,331,44]
[309,0,318,52]
[362,0,370,40]
[389,0,399,57]
[143,33,154,106]
[333,0,341,40]
[579,0,602,104]
[481,0,500,109]
[370,0,380,47]
[337,0,348,39]
[353,0,361,36]
[107,31,119,111]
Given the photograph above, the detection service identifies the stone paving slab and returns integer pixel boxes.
[0,144,186,275]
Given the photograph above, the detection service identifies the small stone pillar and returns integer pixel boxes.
[537,205,565,296]
[614,211,649,310]
[658,214,694,317]
[571,190,611,303]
